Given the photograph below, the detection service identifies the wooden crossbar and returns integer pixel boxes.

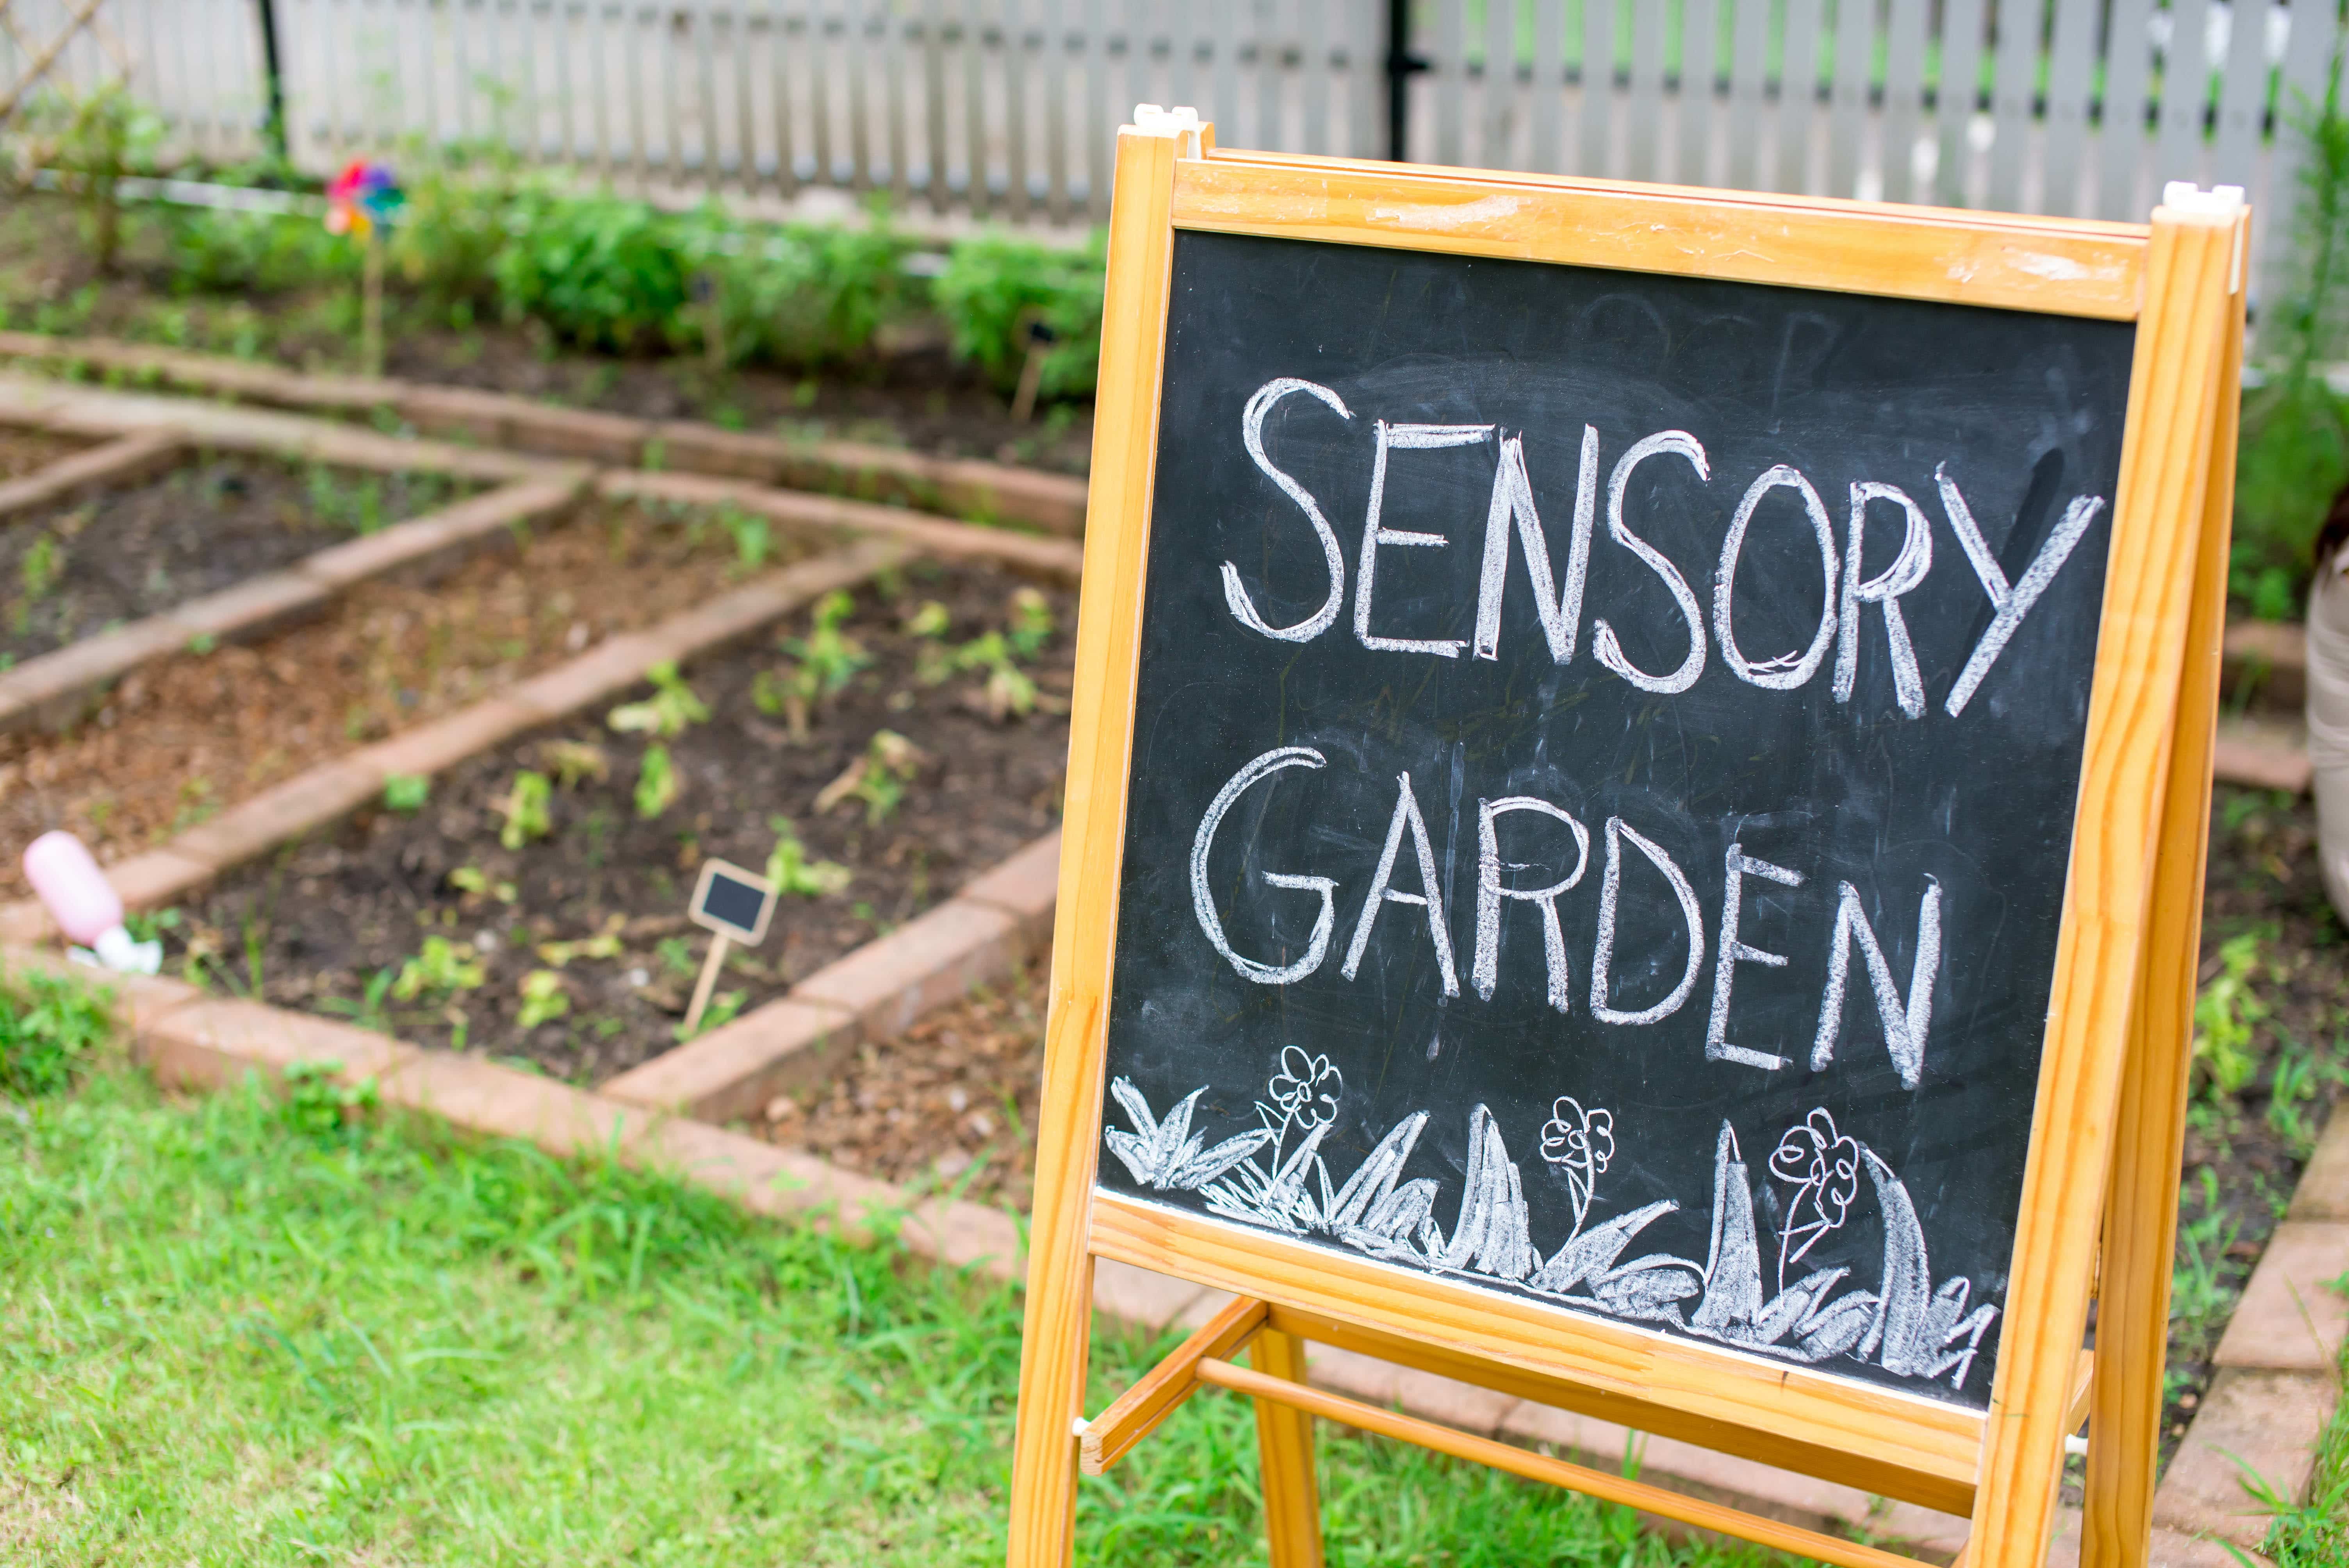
[1191,1354,1940,1568]
[1079,1295,1264,1474]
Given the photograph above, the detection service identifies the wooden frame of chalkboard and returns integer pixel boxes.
[1009,110,2245,1568]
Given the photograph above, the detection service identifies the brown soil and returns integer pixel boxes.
[0,453,472,664]
[0,195,1095,478]
[0,497,822,893]
[0,426,90,481]
[169,558,1074,1083]
[761,962,1046,1208]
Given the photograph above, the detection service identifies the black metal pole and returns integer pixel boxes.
[1385,0,1424,163]
[255,0,290,168]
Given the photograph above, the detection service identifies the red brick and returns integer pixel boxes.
[505,632,674,721]
[597,468,747,508]
[382,1049,650,1150]
[355,697,545,780]
[0,900,54,945]
[0,943,203,1034]
[2150,1530,2269,1568]
[649,422,789,482]
[2224,620,2307,709]
[2154,1368,2335,1548]
[2289,1109,2349,1221]
[731,1141,913,1245]
[905,1194,1025,1277]
[166,570,333,645]
[502,403,651,465]
[1090,1258,1212,1331]
[599,995,855,1124]
[634,1115,807,1206]
[100,848,215,910]
[168,756,385,872]
[2214,719,2313,794]
[295,476,579,592]
[2214,1222,2349,1372]
[0,428,184,520]
[397,385,514,445]
[639,543,910,667]
[717,486,1086,581]
[958,829,1061,948]
[791,899,1024,1040]
[138,994,412,1092]
[934,457,1089,536]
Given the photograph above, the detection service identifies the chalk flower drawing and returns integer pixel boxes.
[1106,1058,2001,1392]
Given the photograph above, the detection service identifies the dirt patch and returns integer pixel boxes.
[0,453,472,663]
[0,425,90,481]
[761,962,1045,1208]
[0,194,1094,477]
[0,497,821,891]
[169,558,1075,1083]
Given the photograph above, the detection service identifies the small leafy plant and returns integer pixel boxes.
[393,935,487,1002]
[2191,929,2272,1098]
[608,662,709,739]
[765,814,852,897]
[0,966,114,1099]
[634,744,679,819]
[516,969,570,1030]
[277,1060,380,1144]
[383,773,431,813]
[447,865,517,905]
[813,731,925,826]
[497,770,554,850]
[760,591,870,741]
[542,739,611,789]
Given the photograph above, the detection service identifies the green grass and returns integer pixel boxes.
[0,1054,1805,1566]
[2255,1292,2349,1568]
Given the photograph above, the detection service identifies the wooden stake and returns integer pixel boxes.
[683,931,730,1035]
[1010,343,1047,422]
[361,231,385,381]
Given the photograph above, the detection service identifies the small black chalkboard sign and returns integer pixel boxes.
[690,858,775,946]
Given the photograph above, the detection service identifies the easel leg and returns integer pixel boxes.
[1249,1327,1324,1568]
[2080,208,2245,1568]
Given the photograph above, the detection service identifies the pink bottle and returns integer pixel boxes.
[23,831,158,974]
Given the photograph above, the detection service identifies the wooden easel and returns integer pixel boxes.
[1007,112,2246,1568]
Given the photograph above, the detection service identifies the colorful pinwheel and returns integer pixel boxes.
[325,159,401,239]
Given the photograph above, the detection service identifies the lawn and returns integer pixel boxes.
[0,1004,1797,1567]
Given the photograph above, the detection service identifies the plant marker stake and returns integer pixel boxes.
[325,159,402,380]
[1010,315,1060,422]
[682,931,729,1035]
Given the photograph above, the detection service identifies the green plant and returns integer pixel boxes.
[2235,62,2349,617]
[903,599,951,639]
[675,989,746,1041]
[1007,586,1055,659]
[677,198,913,369]
[2192,929,2273,1097]
[0,965,113,1098]
[23,81,164,271]
[634,743,679,819]
[277,1059,380,1144]
[492,187,693,351]
[387,141,537,304]
[517,969,570,1030]
[391,935,486,1002]
[766,814,852,897]
[497,770,554,850]
[19,531,64,603]
[762,590,870,740]
[715,504,773,569]
[933,228,1107,400]
[383,773,431,813]
[306,465,389,534]
[164,205,356,295]
[447,865,517,904]
[608,661,709,739]
[814,730,923,825]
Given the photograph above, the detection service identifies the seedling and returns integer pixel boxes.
[766,814,852,897]
[1007,587,1054,659]
[536,914,626,968]
[383,773,430,813]
[393,935,486,1001]
[517,969,571,1030]
[903,600,951,639]
[608,661,709,738]
[20,533,64,603]
[497,771,554,850]
[814,730,925,825]
[2192,928,2272,1098]
[447,865,517,905]
[764,591,870,739]
[541,739,611,789]
[718,505,772,569]
[634,744,679,819]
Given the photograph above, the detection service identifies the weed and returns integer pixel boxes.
[608,660,709,738]
[277,1059,380,1144]
[634,743,679,819]
[447,865,517,905]
[517,969,571,1030]
[497,770,555,849]
[656,935,697,978]
[766,814,853,897]
[383,773,431,813]
[0,965,113,1098]
[718,504,772,569]
[316,965,397,1033]
[19,531,64,603]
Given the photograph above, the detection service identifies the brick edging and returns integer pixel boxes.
[0,333,1090,536]
[0,472,586,735]
[0,427,187,522]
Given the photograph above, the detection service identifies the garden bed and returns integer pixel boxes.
[0,194,1095,477]
[0,451,472,663]
[0,495,822,891]
[168,556,1075,1083]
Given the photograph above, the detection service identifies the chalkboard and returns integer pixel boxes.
[692,859,775,944]
[1095,229,2135,1412]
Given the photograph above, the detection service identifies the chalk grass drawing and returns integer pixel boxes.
[1105,1057,2001,1392]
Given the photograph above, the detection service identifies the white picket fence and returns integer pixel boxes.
[4,2,2346,280]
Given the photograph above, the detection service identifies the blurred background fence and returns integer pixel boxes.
[3,2,2344,267]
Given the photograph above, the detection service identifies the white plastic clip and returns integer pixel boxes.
[2159,182,2248,292]
[1132,103,1205,159]
[1071,1415,1091,1439]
